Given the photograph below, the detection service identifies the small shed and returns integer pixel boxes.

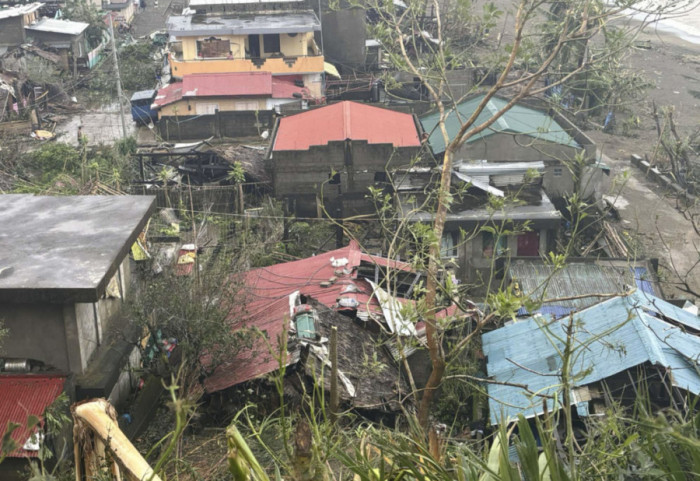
[24,18,88,75]
[483,291,700,425]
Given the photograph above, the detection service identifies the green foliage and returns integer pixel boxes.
[63,0,105,49]
[118,43,161,92]
[128,249,255,395]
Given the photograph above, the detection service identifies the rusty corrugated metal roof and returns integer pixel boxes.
[272,101,422,151]
[153,72,277,109]
[204,241,414,392]
[0,374,66,458]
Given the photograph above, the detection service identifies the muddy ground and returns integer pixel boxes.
[589,24,700,300]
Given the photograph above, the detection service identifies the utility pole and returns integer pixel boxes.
[108,14,128,139]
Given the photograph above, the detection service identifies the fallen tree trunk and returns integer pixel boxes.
[72,398,161,481]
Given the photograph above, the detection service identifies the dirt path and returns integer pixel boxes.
[132,0,174,38]
[599,150,700,301]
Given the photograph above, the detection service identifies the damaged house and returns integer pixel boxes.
[420,94,601,200]
[0,195,155,405]
[482,291,700,426]
[0,3,43,47]
[166,9,325,98]
[151,71,308,140]
[266,100,425,217]
[508,257,662,318]
[396,160,562,284]
[24,18,90,76]
[205,240,454,416]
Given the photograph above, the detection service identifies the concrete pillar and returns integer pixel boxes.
[63,304,85,374]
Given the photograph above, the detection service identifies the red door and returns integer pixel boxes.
[517,231,540,256]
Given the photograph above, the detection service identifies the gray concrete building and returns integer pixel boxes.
[0,195,155,400]
[266,101,425,217]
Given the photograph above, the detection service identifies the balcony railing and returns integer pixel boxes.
[168,53,325,77]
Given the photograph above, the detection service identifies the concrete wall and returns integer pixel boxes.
[456,134,583,199]
[179,32,314,61]
[157,109,274,140]
[69,258,131,373]
[270,140,420,216]
[0,303,69,371]
[321,8,366,72]
[0,257,132,374]
[107,345,141,408]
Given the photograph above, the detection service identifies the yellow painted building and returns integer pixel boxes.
[166,11,325,89]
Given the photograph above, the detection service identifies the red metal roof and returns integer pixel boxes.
[152,72,275,108]
[204,241,414,393]
[271,76,308,99]
[152,82,183,109]
[0,374,66,458]
[272,101,422,151]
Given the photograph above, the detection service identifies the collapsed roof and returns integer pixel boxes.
[483,291,700,425]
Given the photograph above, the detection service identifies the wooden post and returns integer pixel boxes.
[330,326,339,423]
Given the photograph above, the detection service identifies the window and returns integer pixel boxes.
[328,172,341,185]
[440,233,457,258]
[263,34,281,54]
[195,102,219,115]
[197,37,230,58]
[553,167,563,177]
[482,231,507,258]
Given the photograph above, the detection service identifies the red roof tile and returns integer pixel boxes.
[272,101,422,151]
[0,374,65,458]
[204,241,413,393]
[153,72,274,108]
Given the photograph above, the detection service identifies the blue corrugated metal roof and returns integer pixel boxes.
[483,292,700,425]
[633,267,656,295]
[517,305,574,319]
[420,95,580,155]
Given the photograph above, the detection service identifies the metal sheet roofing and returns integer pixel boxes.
[204,241,418,392]
[0,374,65,458]
[0,2,42,20]
[405,188,561,223]
[167,11,320,36]
[420,95,580,155]
[25,18,89,36]
[130,90,156,102]
[510,260,661,317]
[152,72,307,108]
[272,101,421,151]
[483,291,700,425]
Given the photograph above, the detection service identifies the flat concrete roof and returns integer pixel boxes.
[167,11,320,36]
[0,195,156,303]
